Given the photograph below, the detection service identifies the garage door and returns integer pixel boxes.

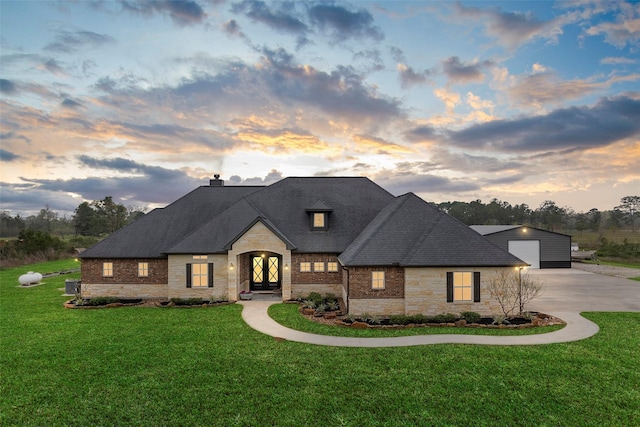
[508,240,540,269]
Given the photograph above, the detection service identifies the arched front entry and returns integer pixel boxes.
[249,252,282,291]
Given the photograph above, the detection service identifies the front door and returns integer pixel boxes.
[250,254,281,290]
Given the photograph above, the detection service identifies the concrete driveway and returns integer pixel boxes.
[527,268,640,312]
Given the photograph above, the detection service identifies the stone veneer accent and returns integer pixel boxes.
[347,266,507,316]
[227,221,291,301]
[80,258,168,299]
[167,254,228,299]
[404,267,504,316]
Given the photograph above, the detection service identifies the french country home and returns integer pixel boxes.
[80,176,526,315]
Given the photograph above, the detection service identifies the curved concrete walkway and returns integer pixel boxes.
[238,301,600,347]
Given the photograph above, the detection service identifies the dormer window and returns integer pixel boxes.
[306,200,333,231]
[313,212,326,229]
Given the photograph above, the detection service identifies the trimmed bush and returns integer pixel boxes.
[460,311,481,323]
[170,297,204,306]
[433,313,457,323]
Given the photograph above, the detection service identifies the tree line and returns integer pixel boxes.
[0,196,146,238]
[0,197,146,267]
[437,196,639,233]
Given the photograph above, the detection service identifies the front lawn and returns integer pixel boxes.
[1,260,639,426]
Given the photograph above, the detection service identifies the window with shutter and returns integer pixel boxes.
[447,271,478,302]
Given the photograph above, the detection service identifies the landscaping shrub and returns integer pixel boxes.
[433,313,457,323]
[460,311,481,323]
[170,297,204,306]
[84,297,120,306]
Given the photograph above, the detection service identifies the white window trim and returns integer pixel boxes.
[313,262,325,272]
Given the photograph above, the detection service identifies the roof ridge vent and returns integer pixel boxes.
[210,174,224,187]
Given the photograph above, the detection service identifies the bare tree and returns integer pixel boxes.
[487,270,544,317]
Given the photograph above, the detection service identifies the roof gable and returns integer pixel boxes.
[80,185,263,258]
[340,193,525,267]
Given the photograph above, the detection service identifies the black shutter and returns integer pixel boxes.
[473,272,481,302]
[208,263,214,288]
[446,272,453,303]
[186,263,192,288]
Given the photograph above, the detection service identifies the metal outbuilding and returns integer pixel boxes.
[470,225,571,269]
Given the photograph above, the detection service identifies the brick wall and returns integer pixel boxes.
[348,266,404,299]
[81,258,168,284]
[290,253,343,298]
[80,258,169,299]
[291,253,342,284]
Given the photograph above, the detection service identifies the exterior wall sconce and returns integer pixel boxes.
[522,227,528,233]
[284,264,289,271]
[229,263,234,271]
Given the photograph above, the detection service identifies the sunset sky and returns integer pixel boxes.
[1,0,639,216]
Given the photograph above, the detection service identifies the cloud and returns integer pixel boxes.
[120,0,207,26]
[403,125,438,143]
[61,98,84,109]
[352,49,384,72]
[0,149,21,162]
[44,29,116,53]
[601,56,638,65]
[21,156,202,205]
[232,0,309,46]
[0,79,18,95]
[586,4,640,49]
[501,66,640,109]
[351,134,412,156]
[396,63,432,88]
[447,95,640,152]
[373,170,480,196]
[41,58,67,76]
[233,128,331,154]
[307,3,384,42]
[258,47,403,124]
[222,19,247,40]
[228,169,284,185]
[442,56,494,84]
[455,3,564,49]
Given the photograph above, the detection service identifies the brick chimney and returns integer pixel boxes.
[210,174,224,187]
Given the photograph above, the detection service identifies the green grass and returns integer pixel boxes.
[2,260,639,426]
[583,259,640,269]
[269,303,565,337]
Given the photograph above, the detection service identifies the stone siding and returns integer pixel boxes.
[348,298,406,316]
[404,267,503,316]
[167,254,228,300]
[227,221,291,300]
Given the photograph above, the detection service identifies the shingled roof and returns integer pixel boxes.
[79,185,263,258]
[338,193,525,267]
[80,177,395,258]
[80,176,524,267]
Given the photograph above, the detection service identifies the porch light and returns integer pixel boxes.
[284,264,289,271]
[229,263,234,271]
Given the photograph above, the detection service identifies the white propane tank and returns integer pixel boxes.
[19,271,43,285]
